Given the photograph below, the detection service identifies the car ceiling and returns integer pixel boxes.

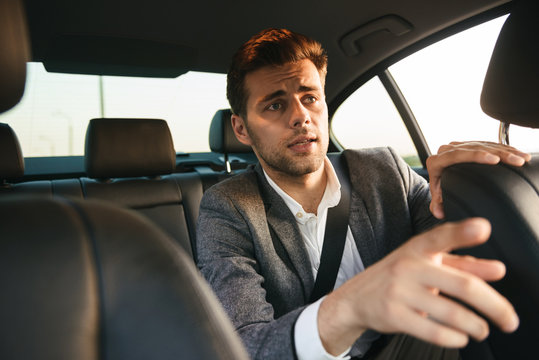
[22,0,511,104]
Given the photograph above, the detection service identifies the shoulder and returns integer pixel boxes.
[203,167,260,201]
[342,147,428,197]
[343,147,408,179]
[199,166,269,218]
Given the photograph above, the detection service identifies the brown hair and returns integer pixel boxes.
[226,28,328,118]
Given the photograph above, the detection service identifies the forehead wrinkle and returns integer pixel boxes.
[298,85,319,93]
[260,89,286,103]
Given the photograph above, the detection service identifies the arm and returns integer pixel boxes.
[317,218,519,355]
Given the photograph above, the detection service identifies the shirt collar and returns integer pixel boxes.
[263,157,341,224]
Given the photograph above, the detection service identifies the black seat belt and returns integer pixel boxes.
[309,153,351,303]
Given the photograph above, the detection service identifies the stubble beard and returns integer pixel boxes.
[248,127,328,177]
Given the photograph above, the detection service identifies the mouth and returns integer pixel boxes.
[287,135,318,152]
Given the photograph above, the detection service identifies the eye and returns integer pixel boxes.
[267,103,282,111]
[303,96,317,104]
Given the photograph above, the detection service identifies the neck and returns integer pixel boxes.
[264,162,327,215]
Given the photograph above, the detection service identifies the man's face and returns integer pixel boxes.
[232,59,329,177]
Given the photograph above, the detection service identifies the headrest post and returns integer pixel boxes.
[498,122,510,146]
[224,153,232,174]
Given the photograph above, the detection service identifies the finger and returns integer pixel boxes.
[427,149,500,179]
[392,304,469,348]
[408,218,491,255]
[441,141,523,152]
[471,142,531,161]
[437,142,531,165]
[429,180,445,219]
[496,150,530,166]
[403,285,490,342]
[421,263,519,333]
[429,199,445,220]
[442,254,506,281]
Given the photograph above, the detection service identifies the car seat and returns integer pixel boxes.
[441,0,539,358]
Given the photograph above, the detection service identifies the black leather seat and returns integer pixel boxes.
[0,0,29,114]
[0,123,24,186]
[0,0,54,196]
[0,196,250,360]
[0,0,29,189]
[0,123,56,195]
[78,118,200,257]
[441,1,539,358]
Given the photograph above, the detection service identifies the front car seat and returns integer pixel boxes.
[0,196,250,360]
[441,0,539,358]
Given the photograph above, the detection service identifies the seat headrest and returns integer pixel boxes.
[0,0,31,114]
[85,118,176,178]
[0,123,24,180]
[481,0,539,128]
[209,109,252,153]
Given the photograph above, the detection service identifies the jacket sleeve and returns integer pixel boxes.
[387,147,440,234]
[196,184,303,360]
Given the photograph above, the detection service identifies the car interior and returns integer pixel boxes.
[1,0,537,358]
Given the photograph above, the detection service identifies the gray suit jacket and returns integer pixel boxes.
[196,148,438,359]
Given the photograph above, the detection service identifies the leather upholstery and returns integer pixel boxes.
[442,160,539,359]
[78,175,194,256]
[480,0,539,128]
[81,118,198,256]
[209,109,252,153]
[85,118,176,178]
[0,196,249,360]
[0,0,30,114]
[0,123,24,180]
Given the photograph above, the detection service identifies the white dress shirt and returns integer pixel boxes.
[264,157,378,359]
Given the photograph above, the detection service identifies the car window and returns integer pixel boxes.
[331,76,420,167]
[0,63,228,156]
[333,14,539,168]
[389,15,539,154]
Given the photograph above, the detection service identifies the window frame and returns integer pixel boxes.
[328,4,511,168]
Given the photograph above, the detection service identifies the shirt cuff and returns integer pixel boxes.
[294,296,352,360]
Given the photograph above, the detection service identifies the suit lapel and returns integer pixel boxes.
[343,150,379,268]
[349,195,378,268]
[255,165,315,301]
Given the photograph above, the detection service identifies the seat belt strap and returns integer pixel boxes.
[309,153,351,303]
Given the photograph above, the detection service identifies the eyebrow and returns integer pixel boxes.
[260,90,286,103]
[259,85,319,103]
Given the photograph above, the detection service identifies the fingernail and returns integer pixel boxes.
[485,153,500,162]
[464,218,490,238]
[432,204,444,219]
[508,154,525,166]
[476,323,489,341]
[505,314,520,333]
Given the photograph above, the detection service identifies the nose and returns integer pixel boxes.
[289,98,311,128]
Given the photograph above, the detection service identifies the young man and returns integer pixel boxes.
[196,28,527,359]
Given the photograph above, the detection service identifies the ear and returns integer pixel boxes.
[231,114,252,146]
